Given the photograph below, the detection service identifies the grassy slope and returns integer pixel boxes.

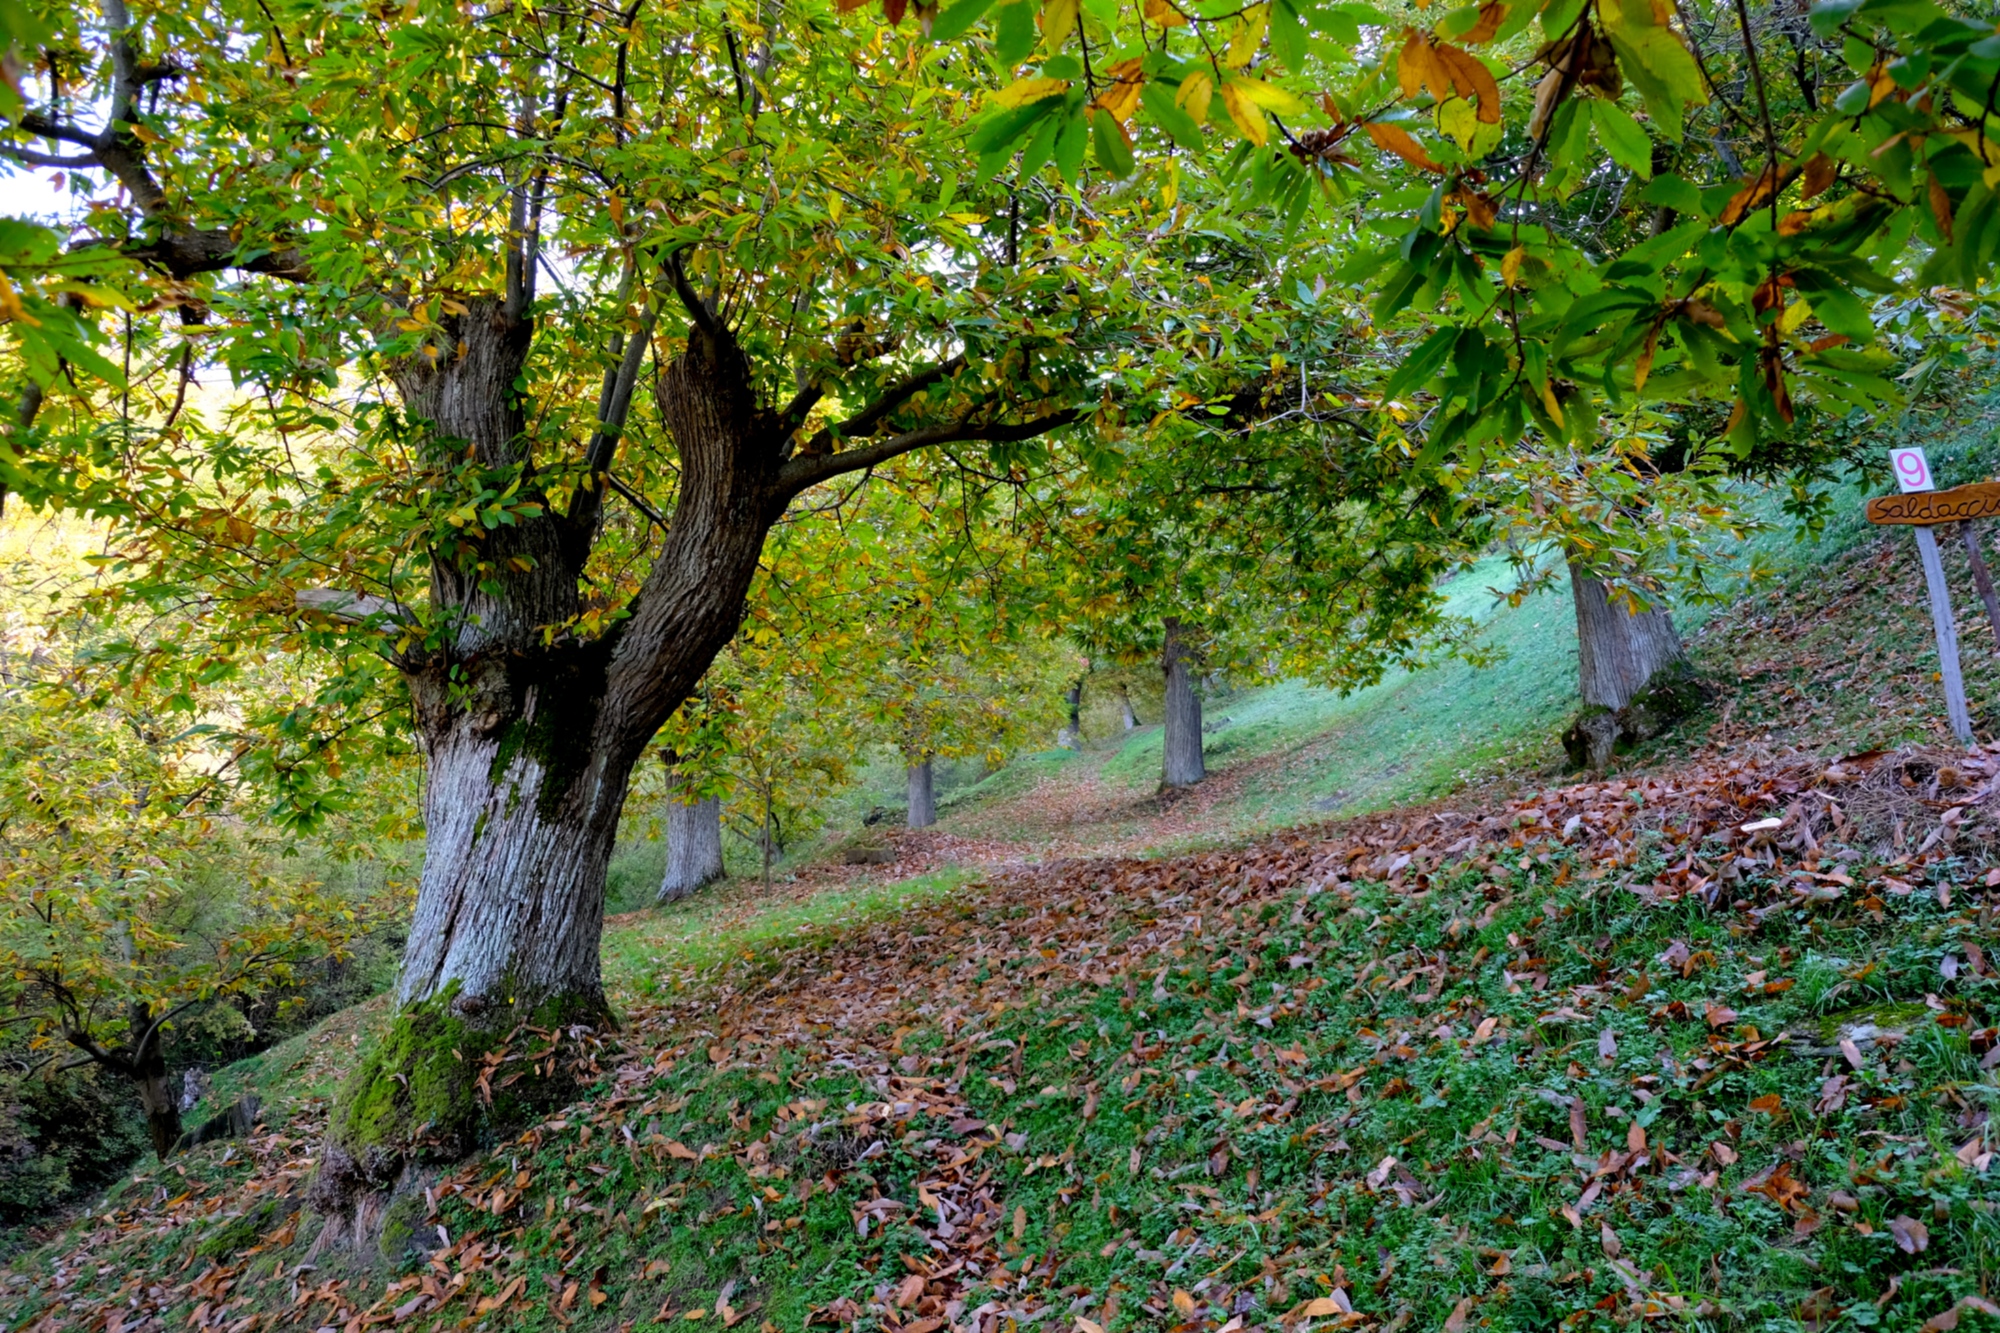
[10,425,2000,1328]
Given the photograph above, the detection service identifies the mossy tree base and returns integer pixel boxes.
[307,985,612,1225]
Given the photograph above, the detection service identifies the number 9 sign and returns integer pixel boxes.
[1891,447,1934,493]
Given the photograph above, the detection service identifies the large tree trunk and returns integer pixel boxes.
[906,756,936,828]
[659,794,725,902]
[314,300,788,1220]
[1161,618,1205,788]
[1569,559,1685,711]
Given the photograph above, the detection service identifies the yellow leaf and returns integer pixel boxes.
[1437,95,1478,149]
[1297,1296,1342,1317]
[1219,79,1268,144]
[1224,5,1268,67]
[1041,0,1078,49]
[1093,58,1145,121]
[1500,245,1524,286]
[1176,70,1214,124]
[991,75,1070,108]
[1143,0,1187,25]
[1228,74,1304,114]
[1539,379,1565,426]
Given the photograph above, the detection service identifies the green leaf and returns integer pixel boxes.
[1381,325,1459,400]
[1018,110,1063,178]
[1141,80,1205,151]
[1592,100,1652,178]
[1270,0,1308,69]
[1053,106,1089,184]
[931,0,999,42]
[1091,111,1135,177]
[1638,172,1703,217]
[993,0,1037,65]
[1602,0,1705,142]
[1789,270,1875,341]
[968,96,1062,154]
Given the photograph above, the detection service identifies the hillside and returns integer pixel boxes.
[6,454,2000,1332]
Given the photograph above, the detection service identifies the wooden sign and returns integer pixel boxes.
[1865,481,2000,526]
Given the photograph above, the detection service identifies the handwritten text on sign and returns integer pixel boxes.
[1865,481,2000,526]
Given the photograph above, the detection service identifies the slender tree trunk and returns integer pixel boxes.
[121,1002,182,1160]
[906,756,936,828]
[1568,558,1685,712]
[659,794,724,903]
[1161,618,1205,788]
[134,1066,184,1162]
[1115,684,1139,731]
[1057,680,1084,749]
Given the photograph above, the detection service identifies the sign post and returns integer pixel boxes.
[1867,448,1977,744]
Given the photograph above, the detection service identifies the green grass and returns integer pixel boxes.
[16,790,1996,1333]
[601,864,983,1001]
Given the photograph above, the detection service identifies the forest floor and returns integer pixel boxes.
[6,454,2000,1331]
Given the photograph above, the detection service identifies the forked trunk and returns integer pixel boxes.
[1161,618,1205,788]
[906,756,936,828]
[660,794,725,903]
[316,303,788,1220]
[1569,559,1685,711]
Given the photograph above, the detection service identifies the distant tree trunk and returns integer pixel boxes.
[906,756,936,828]
[134,1063,184,1161]
[1569,558,1685,712]
[1115,684,1140,731]
[1161,618,1205,788]
[1057,679,1084,749]
[659,794,724,903]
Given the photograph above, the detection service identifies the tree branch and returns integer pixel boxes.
[776,406,1081,499]
[801,354,968,455]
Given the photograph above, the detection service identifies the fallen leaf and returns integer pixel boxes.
[1888,1215,1929,1254]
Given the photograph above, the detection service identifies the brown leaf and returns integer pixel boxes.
[1745,1161,1809,1213]
[1569,1096,1587,1150]
[1597,1028,1618,1062]
[1435,43,1501,122]
[1599,1222,1622,1258]
[1459,1,1507,43]
[1442,1295,1476,1333]
[1801,152,1837,199]
[1888,1215,1929,1254]
[895,1274,926,1308]
[1928,172,1955,243]
[666,1140,699,1160]
[1364,122,1442,172]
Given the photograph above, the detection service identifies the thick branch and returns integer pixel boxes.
[801,354,967,455]
[776,406,1081,499]
[295,587,414,625]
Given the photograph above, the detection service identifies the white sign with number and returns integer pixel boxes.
[1892,447,1935,493]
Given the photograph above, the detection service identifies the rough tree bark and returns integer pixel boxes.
[1160,619,1205,788]
[906,756,936,828]
[1565,557,1687,770]
[1569,559,1685,712]
[659,795,725,903]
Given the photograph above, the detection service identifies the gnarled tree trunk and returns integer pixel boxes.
[314,299,789,1217]
[659,794,725,903]
[906,756,936,828]
[1161,618,1205,788]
